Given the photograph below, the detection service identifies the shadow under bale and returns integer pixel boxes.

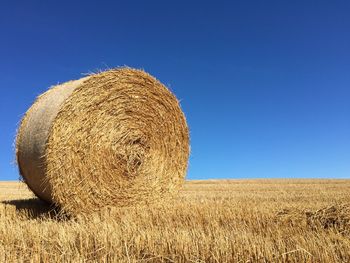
[1,198,64,220]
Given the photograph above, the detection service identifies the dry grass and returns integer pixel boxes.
[1,179,350,262]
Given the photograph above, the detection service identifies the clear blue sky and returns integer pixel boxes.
[1,1,349,180]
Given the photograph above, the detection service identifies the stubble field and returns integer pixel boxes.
[1,179,350,262]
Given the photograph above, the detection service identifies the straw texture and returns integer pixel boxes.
[16,68,190,214]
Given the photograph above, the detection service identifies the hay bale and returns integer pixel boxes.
[16,68,190,214]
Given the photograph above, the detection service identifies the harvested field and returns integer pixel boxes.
[1,179,350,262]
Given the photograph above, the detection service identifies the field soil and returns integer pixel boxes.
[1,179,350,262]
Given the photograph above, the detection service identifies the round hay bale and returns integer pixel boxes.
[16,68,190,214]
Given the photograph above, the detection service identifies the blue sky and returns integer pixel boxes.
[1,1,349,180]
